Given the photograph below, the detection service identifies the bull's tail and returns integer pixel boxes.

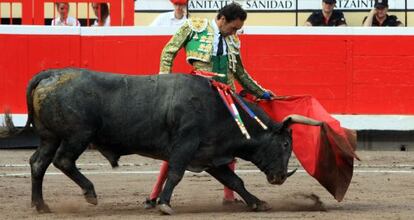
[0,70,55,138]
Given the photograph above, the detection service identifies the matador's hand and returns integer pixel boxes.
[261,90,276,100]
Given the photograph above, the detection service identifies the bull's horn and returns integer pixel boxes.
[283,114,323,126]
[287,168,297,177]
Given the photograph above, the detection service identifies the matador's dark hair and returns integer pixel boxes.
[216,3,247,22]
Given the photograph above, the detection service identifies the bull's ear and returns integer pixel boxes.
[268,120,287,134]
[280,116,293,132]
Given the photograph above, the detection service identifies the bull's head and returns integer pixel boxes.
[251,114,322,185]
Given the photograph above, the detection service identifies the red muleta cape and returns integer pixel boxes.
[257,95,358,202]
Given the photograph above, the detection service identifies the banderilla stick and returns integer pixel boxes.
[231,91,268,130]
[224,90,251,139]
[216,88,251,139]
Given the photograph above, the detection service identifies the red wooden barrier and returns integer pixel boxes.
[0,0,32,24]
[1,28,414,115]
[0,28,80,113]
[34,0,122,25]
[122,0,134,26]
[240,34,414,114]
[0,0,133,25]
[80,35,190,74]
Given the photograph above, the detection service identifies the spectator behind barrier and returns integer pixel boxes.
[51,3,80,26]
[92,3,110,26]
[150,0,188,26]
[305,0,347,26]
[363,0,403,27]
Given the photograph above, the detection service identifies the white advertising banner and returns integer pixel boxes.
[135,0,296,11]
[134,0,409,11]
[328,0,405,10]
[408,0,414,9]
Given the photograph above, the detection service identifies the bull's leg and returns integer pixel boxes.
[206,165,271,212]
[52,139,97,205]
[157,165,185,215]
[30,138,60,213]
[157,128,200,215]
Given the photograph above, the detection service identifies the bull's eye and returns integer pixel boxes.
[283,141,289,149]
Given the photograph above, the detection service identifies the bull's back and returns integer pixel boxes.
[33,68,164,127]
[32,68,220,153]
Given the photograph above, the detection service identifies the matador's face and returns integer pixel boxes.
[219,17,244,37]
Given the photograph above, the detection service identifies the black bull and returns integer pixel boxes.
[1,68,321,214]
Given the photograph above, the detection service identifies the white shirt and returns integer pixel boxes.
[51,16,80,26]
[211,19,227,56]
[92,16,111,27]
[150,11,187,27]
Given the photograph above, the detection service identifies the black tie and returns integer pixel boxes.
[217,34,223,56]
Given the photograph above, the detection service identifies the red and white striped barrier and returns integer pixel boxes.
[1,26,414,130]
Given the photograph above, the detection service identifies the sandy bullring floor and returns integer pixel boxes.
[0,150,413,220]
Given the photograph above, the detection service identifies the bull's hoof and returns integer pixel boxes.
[159,204,175,215]
[251,201,271,212]
[143,198,157,209]
[85,194,98,205]
[33,202,52,213]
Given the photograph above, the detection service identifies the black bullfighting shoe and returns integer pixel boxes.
[143,198,157,209]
